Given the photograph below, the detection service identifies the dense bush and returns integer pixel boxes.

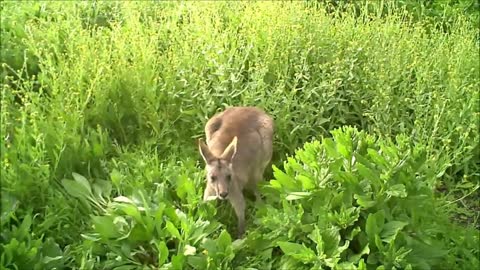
[1,1,478,269]
[238,127,479,270]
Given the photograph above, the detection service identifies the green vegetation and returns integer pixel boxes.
[1,1,478,269]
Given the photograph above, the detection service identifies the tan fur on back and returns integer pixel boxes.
[198,106,274,238]
[205,107,274,187]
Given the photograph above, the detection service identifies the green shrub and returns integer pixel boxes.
[1,193,65,270]
[238,127,479,270]
[62,162,241,269]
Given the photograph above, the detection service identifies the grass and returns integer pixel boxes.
[1,1,479,269]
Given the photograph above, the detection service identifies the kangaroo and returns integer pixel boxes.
[198,106,274,238]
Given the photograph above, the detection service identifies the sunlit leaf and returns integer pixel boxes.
[381,221,408,243]
[92,216,120,239]
[278,241,316,263]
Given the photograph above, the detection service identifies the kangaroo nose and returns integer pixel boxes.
[219,192,228,199]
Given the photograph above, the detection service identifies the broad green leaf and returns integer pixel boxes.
[355,153,376,170]
[189,222,214,245]
[187,255,207,269]
[176,175,195,201]
[308,225,324,255]
[386,184,407,198]
[259,248,273,261]
[269,179,282,189]
[381,221,408,243]
[408,237,449,260]
[335,135,352,158]
[156,241,169,266]
[92,142,103,156]
[374,234,384,251]
[334,133,352,159]
[354,194,376,209]
[334,171,357,188]
[202,238,217,254]
[217,229,232,251]
[171,254,186,270]
[287,157,304,173]
[115,203,142,223]
[366,211,385,243]
[232,238,246,252]
[165,220,181,239]
[129,223,150,242]
[16,213,32,240]
[278,241,316,263]
[272,165,298,190]
[40,237,63,260]
[164,206,179,224]
[331,191,346,209]
[176,209,188,224]
[356,162,381,186]
[297,175,315,190]
[91,216,120,239]
[110,169,123,186]
[176,209,190,236]
[323,138,340,158]
[61,179,93,200]
[367,149,387,168]
[72,172,92,194]
[93,179,112,199]
[120,242,131,258]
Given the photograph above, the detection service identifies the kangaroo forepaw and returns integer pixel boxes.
[237,227,245,239]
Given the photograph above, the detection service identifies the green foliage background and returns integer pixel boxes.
[1,1,478,269]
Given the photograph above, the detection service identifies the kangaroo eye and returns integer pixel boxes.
[227,175,231,182]
[210,176,217,182]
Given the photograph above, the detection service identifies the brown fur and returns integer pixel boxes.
[198,106,274,238]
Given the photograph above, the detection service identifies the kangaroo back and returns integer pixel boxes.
[205,107,273,170]
[198,106,274,238]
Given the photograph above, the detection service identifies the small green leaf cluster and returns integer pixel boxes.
[1,193,65,270]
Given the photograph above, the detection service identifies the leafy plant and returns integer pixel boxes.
[246,127,479,270]
[63,169,241,269]
[0,200,65,270]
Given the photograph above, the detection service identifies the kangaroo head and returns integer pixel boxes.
[198,136,237,200]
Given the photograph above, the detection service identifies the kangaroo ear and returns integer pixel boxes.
[221,136,237,162]
[198,139,214,163]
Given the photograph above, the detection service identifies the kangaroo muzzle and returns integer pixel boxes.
[219,191,228,199]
